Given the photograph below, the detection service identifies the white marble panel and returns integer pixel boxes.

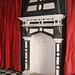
[57,44,60,52]
[56,70,59,75]
[25,52,28,59]
[25,63,28,69]
[25,41,27,48]
[29,0,37,3]
[56,57,59,65]
[30,29,38,34]
[27,5,37,12]
[43,2,55,10]
[44,29,53,34]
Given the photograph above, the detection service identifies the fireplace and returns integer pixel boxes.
[24,33,56,75]
[19,0,65,75]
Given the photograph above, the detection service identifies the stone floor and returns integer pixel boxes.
[0,68,22,75]
[0,68,43,75]
[22,71,43,75]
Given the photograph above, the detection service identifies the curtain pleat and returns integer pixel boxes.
[0,0,22,72]
[64,0,75,74]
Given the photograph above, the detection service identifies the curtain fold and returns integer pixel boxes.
[0,0,22,72]
[64,0,75,74]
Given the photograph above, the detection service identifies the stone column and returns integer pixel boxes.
[54,39,63,75]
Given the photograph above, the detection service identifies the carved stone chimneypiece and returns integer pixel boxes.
[19,14,65,75]
[19,0,65,75]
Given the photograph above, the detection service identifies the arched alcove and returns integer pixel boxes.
[30,33,55,75]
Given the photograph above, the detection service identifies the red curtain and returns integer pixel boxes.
[64,0,75,75]
[0,0,22,72]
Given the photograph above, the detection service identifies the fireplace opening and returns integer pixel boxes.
[24,33,55,75]
[19,14,65,75]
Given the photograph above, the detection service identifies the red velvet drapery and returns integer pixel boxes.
[0,0,22,72]
[64,0,75,74]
